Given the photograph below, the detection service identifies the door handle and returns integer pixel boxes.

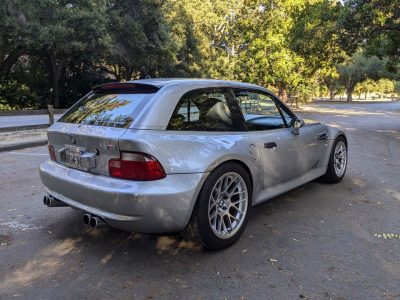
[264,142,277,149]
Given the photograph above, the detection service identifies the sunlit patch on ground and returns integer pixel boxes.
[156,235,203,255]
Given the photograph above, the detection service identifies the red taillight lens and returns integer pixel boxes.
[48,144,56,161]
[109,151,166,181]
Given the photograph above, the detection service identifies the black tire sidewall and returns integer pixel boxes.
[196,163,252,250]
[328,136,347,183]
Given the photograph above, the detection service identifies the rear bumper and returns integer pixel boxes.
[39,160,209,233]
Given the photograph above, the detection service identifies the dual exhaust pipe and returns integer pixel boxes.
[82,214,109,229]
[43,195,69,207]
[43,195,109,229]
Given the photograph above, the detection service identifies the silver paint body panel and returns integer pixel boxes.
[39,79,346,233]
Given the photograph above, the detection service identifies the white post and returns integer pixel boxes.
[48,105,54,125]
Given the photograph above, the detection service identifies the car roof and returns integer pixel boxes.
[129,78,265,90]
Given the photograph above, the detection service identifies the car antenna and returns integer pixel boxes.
[142,67,151,79]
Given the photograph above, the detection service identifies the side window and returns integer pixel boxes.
[167,89,242,131]
[234,89,286,131]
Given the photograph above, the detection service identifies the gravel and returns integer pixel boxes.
[0,129,47,146]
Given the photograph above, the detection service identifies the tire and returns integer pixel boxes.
[181,162,252,250]
[319,136,347,183]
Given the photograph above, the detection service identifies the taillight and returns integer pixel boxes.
[109,151,166,181]
[48,144,56,161]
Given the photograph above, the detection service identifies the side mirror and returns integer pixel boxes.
[291,118,305,135]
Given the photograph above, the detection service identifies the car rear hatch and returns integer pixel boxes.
[47,83,159,176]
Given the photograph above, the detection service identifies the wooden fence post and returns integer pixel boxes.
[48,105,54,125]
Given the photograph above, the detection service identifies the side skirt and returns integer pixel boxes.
[253,167,326,205]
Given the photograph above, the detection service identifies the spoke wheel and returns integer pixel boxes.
[208,172,248,239]
[181,162,252,250]
[334,141,347,177]
[318,135,347,184]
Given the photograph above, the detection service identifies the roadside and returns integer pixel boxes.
[0,102,399,299]
[0,129,47,152]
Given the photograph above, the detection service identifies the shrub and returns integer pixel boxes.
[0,78,41,110]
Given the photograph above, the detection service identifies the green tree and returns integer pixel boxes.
[354,78,375,100]
[102,0,179,81]
[336,52,385,101]
[395,81,400,95]
[289,0,347,75]
[374,78,395,100]
[337,0,400,71]
[233,0,310,102]
[0,1,38,76]
[33,0,110,108]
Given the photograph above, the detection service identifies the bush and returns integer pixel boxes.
[0,78,41,110]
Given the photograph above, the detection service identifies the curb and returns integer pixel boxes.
[0,124,49,133]
[0,140,47,152]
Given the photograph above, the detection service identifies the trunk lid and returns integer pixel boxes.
[47,83,159,175]
[47,123,125,175]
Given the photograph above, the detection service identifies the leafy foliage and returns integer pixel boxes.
[0,0,399,109]
[0,77,40,110]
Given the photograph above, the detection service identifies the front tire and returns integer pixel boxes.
[181,162,252,250]
[319,136,347,183]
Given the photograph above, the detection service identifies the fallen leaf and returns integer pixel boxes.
[48,231,52,234]
[377,202,383,205]
[374,234,377,237]
[242,250,247,253]
[383,234,387,239]
[268,258,278,262]
[377,235,382,237]
[289,212,293,214]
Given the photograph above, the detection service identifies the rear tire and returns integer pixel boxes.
[181,162,252,250]
[319,136,347,183]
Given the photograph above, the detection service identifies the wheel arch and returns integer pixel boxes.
[221,159,254,193]
[204,156,257,193]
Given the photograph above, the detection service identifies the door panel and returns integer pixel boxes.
[251,127,315,188]
[231,88,318,189]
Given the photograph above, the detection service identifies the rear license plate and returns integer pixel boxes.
[65,145,88,170]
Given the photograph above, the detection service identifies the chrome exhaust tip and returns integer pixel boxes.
[43,195,50,206]
[44,195,69,207]
[82,214,92,226]
[89,216,109,229]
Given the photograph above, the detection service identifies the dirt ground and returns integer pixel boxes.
[0,102,399,300]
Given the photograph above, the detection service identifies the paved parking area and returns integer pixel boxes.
[0,115,61,128]
[0,102,399,299]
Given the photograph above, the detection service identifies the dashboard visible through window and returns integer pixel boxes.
[233,89,294,131]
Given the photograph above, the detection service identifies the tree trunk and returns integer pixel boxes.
[50,55,66,109]
[278,86,288,103]
[346,89,353,102]
[329,88,335,101]
[125,66,134,81]
[0,47,25,76]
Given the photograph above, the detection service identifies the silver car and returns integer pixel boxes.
[40,79,347,249]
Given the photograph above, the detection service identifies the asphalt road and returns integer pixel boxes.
[0,102,399,299]
[0,115,61,128]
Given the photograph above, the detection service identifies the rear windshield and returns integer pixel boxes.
[59,86,157,128]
